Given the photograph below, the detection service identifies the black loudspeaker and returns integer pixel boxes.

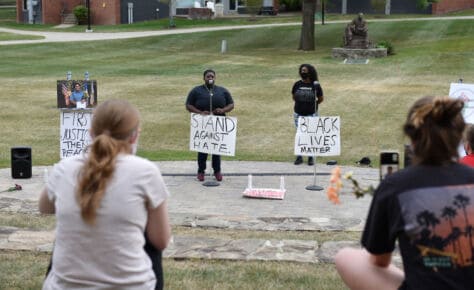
[11,146,32,179]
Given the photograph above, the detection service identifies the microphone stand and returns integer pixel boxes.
[202,82,220,187]
[306,80,323,191]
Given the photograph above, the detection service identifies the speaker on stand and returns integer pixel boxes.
[11,146,32,179]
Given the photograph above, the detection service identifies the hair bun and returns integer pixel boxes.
[431,97,464,124]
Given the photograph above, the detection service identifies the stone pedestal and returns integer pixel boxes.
[332,47,387,59]
[214,3,224,17]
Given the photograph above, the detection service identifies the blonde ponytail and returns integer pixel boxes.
[77,100,140,225]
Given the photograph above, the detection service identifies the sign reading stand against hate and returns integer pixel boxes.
[294,116,340,156]
[60,110,92,159]
[189,113,237,156]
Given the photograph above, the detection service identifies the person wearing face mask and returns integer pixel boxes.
[292,64,324,166]
[39,99,171,290]
[186,69,235,182]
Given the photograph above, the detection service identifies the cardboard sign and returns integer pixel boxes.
[449,83,474,123]
[294,116,341,157]
[60,110,92,159]
[189,113,237,156]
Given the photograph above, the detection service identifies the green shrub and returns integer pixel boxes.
[73,5,88,25]
[416,0,439,10]
[279,0,301,12]
[376,40,395,55]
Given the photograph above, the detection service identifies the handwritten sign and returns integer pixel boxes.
[449,83,474,123]
[189,113,237,156]
[294,116,341,156]
[60,110,92,159]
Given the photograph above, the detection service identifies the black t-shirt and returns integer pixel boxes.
[362,163,474,290]
[185,85,234,116]
[292,80,323,115]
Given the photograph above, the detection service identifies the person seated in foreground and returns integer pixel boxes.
[335,96,474,290]
[39,99,171,289]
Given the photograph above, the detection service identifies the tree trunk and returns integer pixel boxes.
[298,0,316,51]
[169,0,176,27]
[385,0,391,15]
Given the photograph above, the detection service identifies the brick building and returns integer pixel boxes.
[16,0,474,25]
[17,0,169,25]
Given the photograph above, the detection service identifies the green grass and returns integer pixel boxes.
[2,15,472,289]
[0,250,346,289]
[0,31,43,41]
[1,18,472,167]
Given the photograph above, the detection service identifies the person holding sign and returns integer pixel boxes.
[335,96,474,290]
[186,69,234,182]
[39,99,171,290]
[292,64,324,166]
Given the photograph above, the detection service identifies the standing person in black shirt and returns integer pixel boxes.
[292,64,324,165]
[335,96,474,290]
[186,69,234,182]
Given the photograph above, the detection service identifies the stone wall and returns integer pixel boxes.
[332,48,387,59]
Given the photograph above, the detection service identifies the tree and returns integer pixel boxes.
[246,0,262,19]
[298,0,316,50]
[160,0,176,27]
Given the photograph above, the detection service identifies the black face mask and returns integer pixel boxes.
[301,72,309,79]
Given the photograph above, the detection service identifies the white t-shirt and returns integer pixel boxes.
[43,154,170,290]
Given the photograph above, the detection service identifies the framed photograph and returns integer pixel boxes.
[57,80,98,109]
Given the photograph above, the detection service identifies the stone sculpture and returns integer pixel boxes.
[344,13,370,49]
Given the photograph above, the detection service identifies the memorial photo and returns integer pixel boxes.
[57,80,98,108]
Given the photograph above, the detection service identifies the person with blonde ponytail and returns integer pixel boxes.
[39,99,171,290]
[335,96,474,290]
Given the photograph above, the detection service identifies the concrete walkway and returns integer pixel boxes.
[0,161,394,264]
[0,15,472,46]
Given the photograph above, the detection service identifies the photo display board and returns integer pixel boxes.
[189,113,237,156]
[57,80,98,109]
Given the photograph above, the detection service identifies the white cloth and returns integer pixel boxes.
[43,154,170,290]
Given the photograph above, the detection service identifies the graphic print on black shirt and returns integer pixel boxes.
[399,184,474,269]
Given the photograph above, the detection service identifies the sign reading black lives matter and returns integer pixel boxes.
[189,113,237,156]
[60,110,92,159]
[294,116,340,156]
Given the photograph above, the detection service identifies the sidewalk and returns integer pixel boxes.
[1,15,472,46]
[0,161,386,264]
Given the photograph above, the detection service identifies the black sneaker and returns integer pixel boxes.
[308,157,314,166]
[294,156,303,165]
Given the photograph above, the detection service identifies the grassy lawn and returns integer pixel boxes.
[0,250,346,289]
[0,31,43,41]
[0,18,472,167]
[0,15,472,290]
